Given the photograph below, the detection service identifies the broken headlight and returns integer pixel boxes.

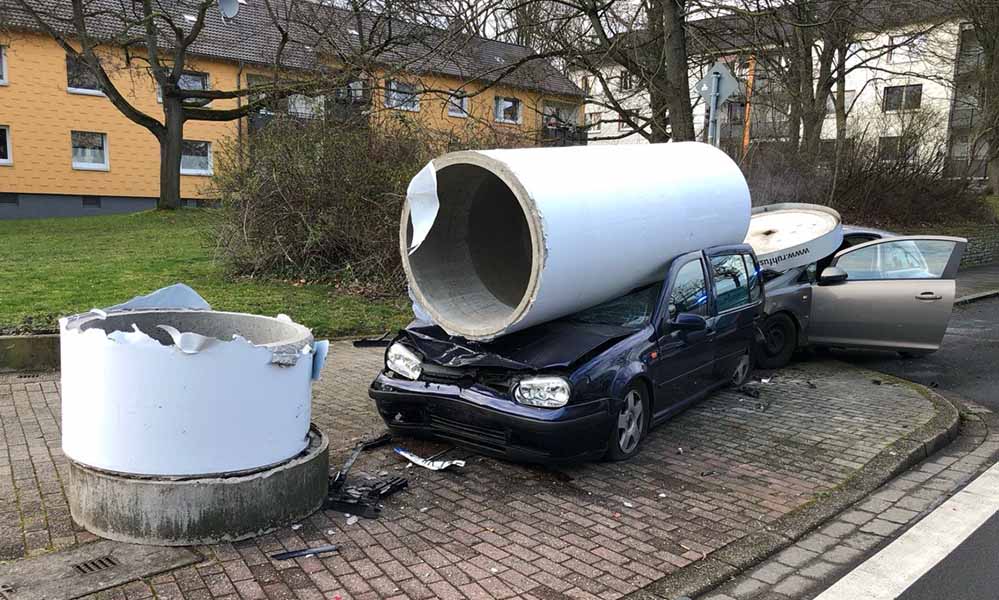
[386,343,422,380]
[514,376,571,408]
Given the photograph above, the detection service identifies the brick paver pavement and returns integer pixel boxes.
[0,344,937,600]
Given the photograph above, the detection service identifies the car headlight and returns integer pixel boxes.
[386,343,422,380]
[514,376,571,408]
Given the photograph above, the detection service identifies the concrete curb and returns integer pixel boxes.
[955,288,999,305]
[0,334,59,372]
[624,366,961,600]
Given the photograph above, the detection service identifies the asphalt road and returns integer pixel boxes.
[823,296,999,408]
[897,510,999,600]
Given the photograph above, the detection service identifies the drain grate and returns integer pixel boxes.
[72,556,118,575]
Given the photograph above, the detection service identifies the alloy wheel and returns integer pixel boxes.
[617,390,644,453]
[732,353,751,385]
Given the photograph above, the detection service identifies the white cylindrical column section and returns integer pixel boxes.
[402,142,752,340]
[60,310,315,476]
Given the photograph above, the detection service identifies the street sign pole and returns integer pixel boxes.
[709,72,722,147]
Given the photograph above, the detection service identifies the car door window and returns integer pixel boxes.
[710,255,751,312]
[668,260,708,318]
[837,239,959,280]
[743,253,762,302]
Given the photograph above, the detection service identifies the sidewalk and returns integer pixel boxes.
[0,346,958,600]
[696,394,999,600]
[956,263,999,302]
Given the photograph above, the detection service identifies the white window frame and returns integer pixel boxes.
[384,80,420,112]
[0,46,8,85]
[494,96,522,124]
[66,54,105,96]
[157,71,211,104]
[0,125,12,166]
[447,91,469,117]
[585,112,602,132]
[180,140,213,176]
[71,131,109,171]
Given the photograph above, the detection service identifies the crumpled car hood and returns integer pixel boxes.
[398,320,636,371]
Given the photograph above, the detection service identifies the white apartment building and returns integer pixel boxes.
[575,16,986,178]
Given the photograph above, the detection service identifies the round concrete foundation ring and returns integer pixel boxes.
[68,426,329,546]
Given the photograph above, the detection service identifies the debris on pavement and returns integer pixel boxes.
[353,332,394,348]
[346,516,359,526]
[807,381,818,389]
[737,385,761,399]
[394,447,466,471]
[623,501,635,508]
[271,545,338,560]
[872,379,882,385]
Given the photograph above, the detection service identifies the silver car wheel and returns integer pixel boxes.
[617,390,643,453]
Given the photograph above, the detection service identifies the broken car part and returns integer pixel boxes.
[394,447,466,471]
[270,545,338,560]
[401,142,751,340]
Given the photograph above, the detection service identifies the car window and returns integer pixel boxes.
[570,281,664,328]
[837,239,956,280]
[711,254,751,312]
[668,260,708,318]
[743,253,762,302]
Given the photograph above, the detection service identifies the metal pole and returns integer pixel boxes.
[707,71,722,147]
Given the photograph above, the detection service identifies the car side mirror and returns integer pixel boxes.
[818,266,849,285]
[671,313,707,332]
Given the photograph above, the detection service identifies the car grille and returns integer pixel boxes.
[418,364,514,396]
[428,413,507,449]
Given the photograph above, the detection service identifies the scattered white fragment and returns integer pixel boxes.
[623,501,634,508]
[291,523,302,531]
[346,516,359,525]
[761,377,772,384]
[326,529,335,536]
[394,447,466,471]
[658,493,667,498]
[419,507,429,512]
[490,568,498,574]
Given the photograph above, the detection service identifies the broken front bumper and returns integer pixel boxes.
[369,372,613,463]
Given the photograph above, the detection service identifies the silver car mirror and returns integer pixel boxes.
[818,266,849,285]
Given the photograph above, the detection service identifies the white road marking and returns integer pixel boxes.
[814,461,999,600]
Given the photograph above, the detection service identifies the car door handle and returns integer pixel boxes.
[915,292,942,301]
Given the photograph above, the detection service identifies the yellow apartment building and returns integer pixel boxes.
[0,3,584,219]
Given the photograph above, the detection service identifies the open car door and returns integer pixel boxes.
[808,236,967,352]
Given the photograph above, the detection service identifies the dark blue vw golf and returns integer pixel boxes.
[369,244,764,462]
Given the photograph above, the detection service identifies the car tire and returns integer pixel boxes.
[729,351,752,387]
[605,382,649,462]
[756,313,797,369]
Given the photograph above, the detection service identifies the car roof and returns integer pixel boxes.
[841,225,898,238]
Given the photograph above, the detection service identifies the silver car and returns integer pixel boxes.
[757,227,968,368]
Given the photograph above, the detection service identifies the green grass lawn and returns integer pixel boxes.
[0,209,410,338]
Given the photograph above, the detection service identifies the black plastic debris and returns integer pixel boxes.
[872,379,882,385]
[325,433,408,520]
[737,385,761,399]
[807,381,817,389]
[352,332,393,348]
[271,545,338,560]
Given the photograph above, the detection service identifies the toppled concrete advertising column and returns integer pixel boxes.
[402,142,752,340]
[60,284,331,545]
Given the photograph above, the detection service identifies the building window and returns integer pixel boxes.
[82,197,102,208]
[618,71,633,91]
[180,140,212,176]
[447,91,469,117]
[0,125,11,165]
[494,96,521,124]
[727,101,746,125]
[287,94,325,118]
[157,71,210,104]
[883,84,922,112]
[878,136,916,162]
[384,80,419,112]
[888,34,927,63]
[66,54,103,95]
[71,131,108,170]
[543,102,577,128]
[618,110,639,131]
[585,112,602,132]
[334,80,365,103]
[0,46,8,85]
